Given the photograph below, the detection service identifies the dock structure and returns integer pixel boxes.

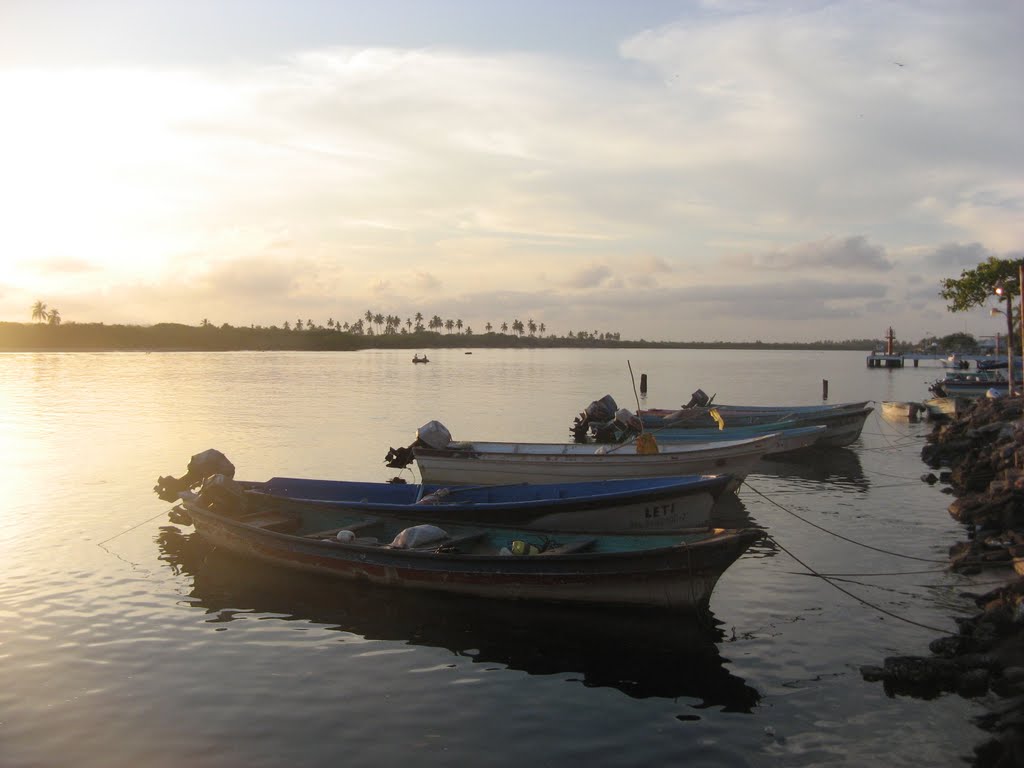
[867,352,905,368]
[867,326,905,367]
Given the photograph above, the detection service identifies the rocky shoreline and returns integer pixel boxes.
[859,396,1024,766]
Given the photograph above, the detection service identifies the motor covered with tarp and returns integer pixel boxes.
[384,420,454,469]
[154,449,236,501]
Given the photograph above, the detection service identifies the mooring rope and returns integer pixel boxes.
[743,481,948,563]
[763,531,952,634]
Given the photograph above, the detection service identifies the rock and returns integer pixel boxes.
[957,668,991,697]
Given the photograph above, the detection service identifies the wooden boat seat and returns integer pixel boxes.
[239,510,301,533]
[409,530,488,550]
[539,538,597,556]
[303,520,380,539]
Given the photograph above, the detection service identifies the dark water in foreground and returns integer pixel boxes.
[0,349,999,766]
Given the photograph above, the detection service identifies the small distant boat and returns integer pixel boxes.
[881,401,923,421]
[173,490,764,610]
[941,353,970,370]
[412,354,430,364]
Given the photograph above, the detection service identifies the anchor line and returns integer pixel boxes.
[743,482,947,563]
[764,532,951,635]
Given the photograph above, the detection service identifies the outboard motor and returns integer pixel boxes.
[385,421,453,469]
[570,395,618,442]
[155,449,236,501]
[683,389,711,409]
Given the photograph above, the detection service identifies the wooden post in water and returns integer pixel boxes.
[640,374,647,395]
[822,379,829,400]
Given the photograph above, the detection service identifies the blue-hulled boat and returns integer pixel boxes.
[155,453,734,533]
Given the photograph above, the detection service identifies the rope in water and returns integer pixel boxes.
[762,531,952,634]
[743,481,948,563]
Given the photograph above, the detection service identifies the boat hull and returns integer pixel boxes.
[183,502,763,610]
[648,425,826,453]
[246,475,730,533]
[639,405,872,447]
[412,435,787,491]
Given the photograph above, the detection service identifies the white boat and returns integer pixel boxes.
[922,397,966,420]
[881,401,923,421]
[391,428,822,491]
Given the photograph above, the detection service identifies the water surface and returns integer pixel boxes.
[0,349,993,766]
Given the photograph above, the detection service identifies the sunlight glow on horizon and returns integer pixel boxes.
[0,2,1021,342]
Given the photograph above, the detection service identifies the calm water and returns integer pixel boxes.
[0,349,996,766]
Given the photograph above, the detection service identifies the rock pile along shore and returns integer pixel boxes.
[860,396,1024,766]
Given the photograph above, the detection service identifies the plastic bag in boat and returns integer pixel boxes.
[390,524,448,549]
[416,421,453,450]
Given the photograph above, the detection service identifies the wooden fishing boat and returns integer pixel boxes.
[571,393,871,447]
[880,401,923,421]
[921,396,967,420]
[393,431,816,490]
[154,453,733,533]
[929,370,1009,398]
[174,492,765,610]
[412,354,430,364]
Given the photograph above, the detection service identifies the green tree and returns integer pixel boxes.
[47,308,61,326]
[941,256,1020,355]
[31,301,48,323]
[940,256,1020,312]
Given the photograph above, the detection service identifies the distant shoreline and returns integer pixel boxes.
[0,321,879,353]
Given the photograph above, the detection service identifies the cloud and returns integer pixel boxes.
[564,264,613,289]
[0,2,1020,343]
[725,235,892,272]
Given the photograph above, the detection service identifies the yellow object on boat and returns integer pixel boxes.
[635,432,659,454]
[710,408,725,430]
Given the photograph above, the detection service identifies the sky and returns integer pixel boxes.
[0,0,1021,343]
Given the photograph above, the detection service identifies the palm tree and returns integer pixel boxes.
[31,301,48,323]
[501,322,508,334]
[445,319,455,334]
[539,322,546,336]
[365,310,373,327]
[415,312,424,332]
[528,319,537,336]
[47,308,61,326]
[485,322,493,333]
[456,319,463,334]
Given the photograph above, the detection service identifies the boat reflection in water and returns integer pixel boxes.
[157,526,761,710]
[750,447,868,492]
